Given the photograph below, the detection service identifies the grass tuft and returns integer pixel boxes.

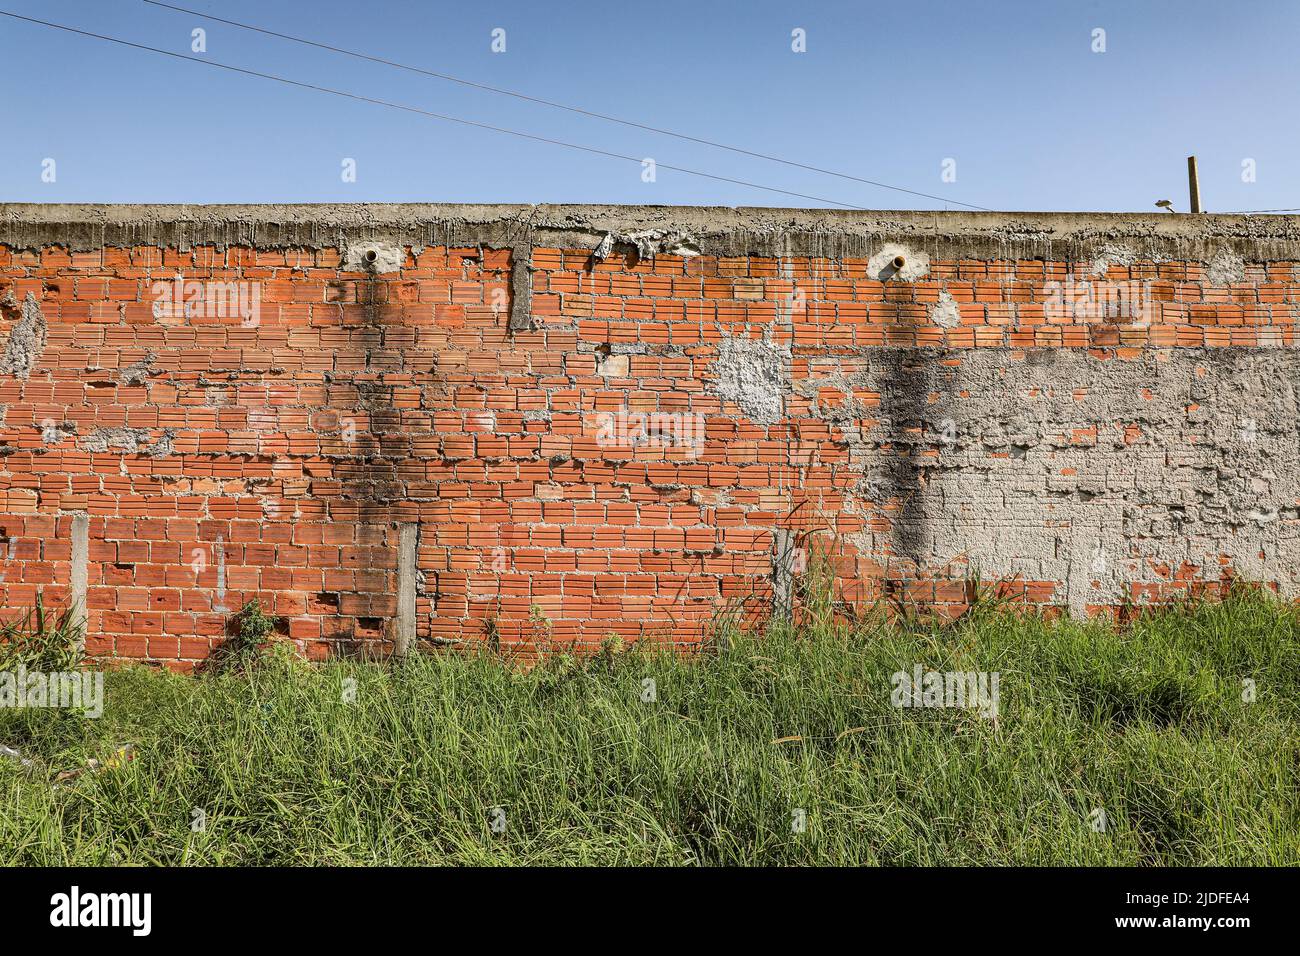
[0,595,83,673]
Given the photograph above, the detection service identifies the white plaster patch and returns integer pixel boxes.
[929,289,961,329]
[868,244,930,281]
[711,333,791,425]
[343,241,405,274]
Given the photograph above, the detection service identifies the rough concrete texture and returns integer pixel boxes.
[591,228,702,261]
[1090,242,1140,275]
[0,292,47,380]
[394,522,419,657]
[117,351,157,386]
[798,348,1300,614]
[1206,248,1247,285]
[5,203,1300,262]
[505,240,532,333]
[79,427,176,458]
[771,528,797,621]
[69,513,89,648]
[41,422,77,445]
[711,333,791,425]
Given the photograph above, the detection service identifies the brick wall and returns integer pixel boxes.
[1,205,1297,669]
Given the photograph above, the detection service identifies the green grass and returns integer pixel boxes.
[2,590,1298,865]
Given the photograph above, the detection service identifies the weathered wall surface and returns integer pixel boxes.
[1,204,1298,668]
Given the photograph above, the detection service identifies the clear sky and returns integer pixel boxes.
[1,0,1296,213]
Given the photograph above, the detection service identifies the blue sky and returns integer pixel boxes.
[1,0,1296,212]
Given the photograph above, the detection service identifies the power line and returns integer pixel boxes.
[139,0,993,212]
[1218,208,1300,215]
[0,10,879,210]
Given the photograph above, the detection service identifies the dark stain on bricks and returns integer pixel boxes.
[332,260,406,655]
[880,349,938,579]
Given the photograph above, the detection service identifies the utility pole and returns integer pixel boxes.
[1187,156,1202,213]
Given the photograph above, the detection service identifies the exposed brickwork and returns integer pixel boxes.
[1,205,1297,669]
